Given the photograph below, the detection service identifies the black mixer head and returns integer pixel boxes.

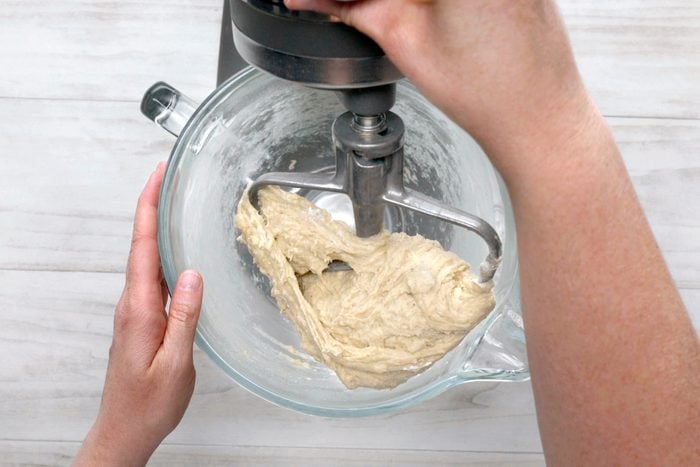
[229,0,402,91]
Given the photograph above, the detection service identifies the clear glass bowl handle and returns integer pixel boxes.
[141,82,198,137]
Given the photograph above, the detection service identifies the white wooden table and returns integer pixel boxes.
[1,1,698,465]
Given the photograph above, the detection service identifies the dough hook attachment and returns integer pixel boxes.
[225,0,502,283]
[248,87,502,283]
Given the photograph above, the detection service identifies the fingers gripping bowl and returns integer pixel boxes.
[143,68,528,416]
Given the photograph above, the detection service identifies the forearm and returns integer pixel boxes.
[284,0,699,462]
[74,420,155,467]
[494,97,699,464]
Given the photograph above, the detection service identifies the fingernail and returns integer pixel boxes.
[179,270,202,291]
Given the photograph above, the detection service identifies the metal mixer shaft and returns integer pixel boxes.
[228,0,501,283]
[248,105,502,283]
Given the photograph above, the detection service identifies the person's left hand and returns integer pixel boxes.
[75,163,204,466]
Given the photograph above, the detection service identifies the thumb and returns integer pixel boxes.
[284,0,352,23]
[163,270,203,361]
[283,0,386,46]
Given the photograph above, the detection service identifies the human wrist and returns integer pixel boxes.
[76,416,159,467]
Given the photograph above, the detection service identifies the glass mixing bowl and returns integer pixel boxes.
[142,67,528,416]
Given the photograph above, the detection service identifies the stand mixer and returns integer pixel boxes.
[137,0,527,415]
[218,0,502,282]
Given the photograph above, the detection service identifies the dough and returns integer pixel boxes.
[235,186,495,389]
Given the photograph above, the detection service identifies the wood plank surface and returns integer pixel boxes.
[0,1,698,119]
[0,98,169,273]
[1,269,696,451]
[0,441,546,467]
[0,269,543,452]
[682,288,700,330]
[1,0,698,464]
[560,0,700,119]
[2,98,698,286]
[0,0,221,104]
[608,118,700,288]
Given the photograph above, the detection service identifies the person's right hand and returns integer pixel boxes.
[289,3,700,467]
[285,0,594,178]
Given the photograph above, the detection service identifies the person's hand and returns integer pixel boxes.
[292,2,700,466]
[75,163,203,466]
[285,0,594,178]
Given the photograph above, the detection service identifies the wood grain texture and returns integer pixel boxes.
[2,99,698,287]
[0,269,696,451]
[0,0,221,104]
[0,1,698,119]
[0,269,542,452]
[1,0,698,464]
[0,441,546,467]
[608,118,700,288]
[0,98,170,273]
[560,0,700,119]
[682,288,700,330]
